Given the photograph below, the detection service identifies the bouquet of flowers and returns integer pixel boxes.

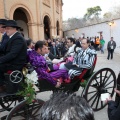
[17,70,38,104]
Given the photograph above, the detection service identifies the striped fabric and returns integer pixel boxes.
[68,47,97,79]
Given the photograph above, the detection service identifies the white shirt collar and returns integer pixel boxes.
[9,31,18,38]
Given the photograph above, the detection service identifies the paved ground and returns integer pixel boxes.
[37,50,120,120]
[0,50,120,119]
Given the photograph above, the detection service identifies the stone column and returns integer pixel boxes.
[50,26,56,39]
[27,22,39,42]
[39,24,44,40]
[59,28,63,38]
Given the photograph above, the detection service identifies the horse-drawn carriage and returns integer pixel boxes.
[0,56,117,120]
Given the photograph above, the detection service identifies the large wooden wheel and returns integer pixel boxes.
[6,99,45,120]
[84,68,116,111]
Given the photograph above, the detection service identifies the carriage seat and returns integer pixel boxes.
[73,55,97,81]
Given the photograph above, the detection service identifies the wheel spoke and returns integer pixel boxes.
[106,86,113,89]
[8,102,13,107]
[100,72,102,84]
[102,70,108,84]
[88,93,97,102]
[101,101,104,108]
[96,95,100,109]
[32,107,40,116]
[6,99,44,120]
[104,80,114,87]
[91,93,99,107]
[16,76,21,79]
[94,78,100,86]
[87,90,96,95]
[104,74,112,85]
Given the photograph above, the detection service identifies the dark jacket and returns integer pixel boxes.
[0,33,9,55]
[107,41,116,50]
[0,32,27,70]
[108,97,120,120]
[50,46,59,57]
[76,40,81,48]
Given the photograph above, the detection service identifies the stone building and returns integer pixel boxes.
[0,0,63,41]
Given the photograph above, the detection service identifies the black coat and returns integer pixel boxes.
[108,98,120,120]
[76,40,81,48]
[0,33,9,55]
[50,46,59,57]
[107,41,116,50]
[0,32,27,70]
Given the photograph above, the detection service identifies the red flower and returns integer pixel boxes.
[81,79,84,83]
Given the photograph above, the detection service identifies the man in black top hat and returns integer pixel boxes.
[0,20,27,93]
[0,19,9,56]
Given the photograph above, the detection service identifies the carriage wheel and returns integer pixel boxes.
[0,95,23,111]
[84,68,116,111]
[6,99,45,120]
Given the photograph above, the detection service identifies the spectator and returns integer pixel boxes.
[0,19,9,56]
[50,42,59,58]
[61,38,68,57]
[106,89,120,120]
[44,46,55,61]
[95,36,100,51]
[107,37,116,60]
[65,37,76,58]
[39,92,95,120]
[26,38,34,51]
[75,37,82,48]
[100,36,105,54]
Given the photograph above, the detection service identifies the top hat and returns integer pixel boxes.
[2,20,20,29]
[0,19,7,25]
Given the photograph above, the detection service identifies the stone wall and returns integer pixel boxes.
[64,18,120,53]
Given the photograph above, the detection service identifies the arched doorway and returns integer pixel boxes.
[13,8,29,38]
[56,21,59,36]
[44,16,51,39]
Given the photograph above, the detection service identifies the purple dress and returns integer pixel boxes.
[27,50,69,86]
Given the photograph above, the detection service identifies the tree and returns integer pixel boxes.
[62,18,85,31]
[84,6,102,20]
[103,12,112,20]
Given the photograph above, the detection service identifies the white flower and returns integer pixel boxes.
[26,70,38,84]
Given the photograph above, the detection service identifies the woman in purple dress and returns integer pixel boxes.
[27,41,69,88]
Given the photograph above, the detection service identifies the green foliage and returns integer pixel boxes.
[80,79,88,88]
[84,6,102,20]
[17,79,36,104]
